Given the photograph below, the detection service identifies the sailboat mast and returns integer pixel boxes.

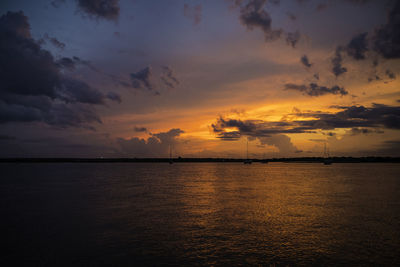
[323,141,333,165]
[246,139,249,160]
[243,138,252,164]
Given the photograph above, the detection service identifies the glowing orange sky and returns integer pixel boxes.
[0,0,399,157]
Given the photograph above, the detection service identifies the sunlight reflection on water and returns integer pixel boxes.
[1,162,399,266]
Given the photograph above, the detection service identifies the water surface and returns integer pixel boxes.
[1,163,399,266]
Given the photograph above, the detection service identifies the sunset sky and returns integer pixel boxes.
[1,0,399,158]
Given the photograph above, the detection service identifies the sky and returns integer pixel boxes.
[0,0,399,158]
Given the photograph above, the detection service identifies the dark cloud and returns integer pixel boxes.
[332,46,347,77]
[234,0,304,47]
[368,75,381,83]
[212,117,256,136]
[366,58,381,82]
[284,83,348,96]
[345,32,368,60]
[0,100,101,128]
[51,0,120,21]
[58,77,106,104]
[61,57,134,90]
[42,103,102,128]
[325,1,398,77]
[211,117,301,153]
[130,67,153,91]
[0,11,59,98]
[328,1,399,71]
[238,0,282,41]
[152,128,185,144]
[215,131,242,141]
[212,104,400,144]
[44,33,66,50]
[183,4,202,25]
[76,0,120,21]
[211,117,312,139]
[134,126,147,132]
[0,11,115,128]
[385,69,396,79]
[57,56,130,90]
[300,54,312,68]
[372,1,400,59]
[0,99,43,124]
[294,104,400,130]
[0,91,102,129]
[130,66,178,94]
[1,93,52,114]
[211,103,400,153]
[286,31,301,48]
[160,66,180,89]
[117,128,184,157]
[106,91,122,103]
[323,132,336,136]
[0,10,31,38]
[56,57,77,71]
[55,56,93,73]
[349,127,384,135]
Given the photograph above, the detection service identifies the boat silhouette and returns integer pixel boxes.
[323,142,333,165]
[169,144,173,164]
[243,139,252,164]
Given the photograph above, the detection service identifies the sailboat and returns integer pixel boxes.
[169,144,173,164]
[243,139,252,164]
[323,142,333,165]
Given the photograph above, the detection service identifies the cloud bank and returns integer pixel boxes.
[117,128,184,157]
[0,11,119,128]
[284,83,348,96]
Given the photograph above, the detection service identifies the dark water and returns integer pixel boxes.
[1,163,399,266]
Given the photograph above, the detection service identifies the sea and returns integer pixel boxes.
[1,162,399,266]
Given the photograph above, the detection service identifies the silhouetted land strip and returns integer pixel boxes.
[0,157,399,163]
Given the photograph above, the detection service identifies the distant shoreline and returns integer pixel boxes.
[0,157,399,163]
